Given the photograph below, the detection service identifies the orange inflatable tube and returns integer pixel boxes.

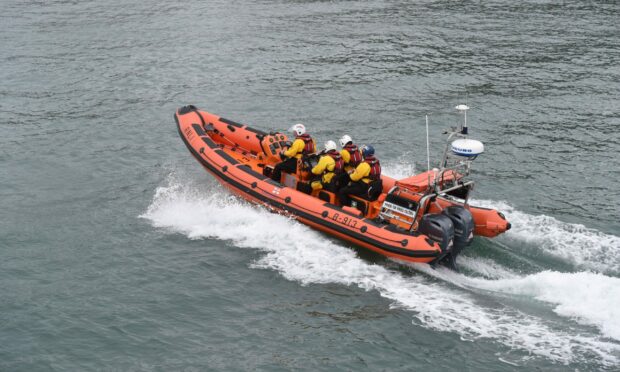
[174,105,510,265]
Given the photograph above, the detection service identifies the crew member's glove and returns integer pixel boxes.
[279,152,286,161]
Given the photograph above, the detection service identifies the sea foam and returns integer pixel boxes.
[141,173,620,366]
[412,261,620,341]
[470,199,620,275]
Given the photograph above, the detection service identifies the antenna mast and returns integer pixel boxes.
[425,114,430,172]
[455,104,469,135]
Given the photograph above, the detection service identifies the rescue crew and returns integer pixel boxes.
[339,134,363,173]
[335,134,363,189]
[338,144,382,207]
[271,123,316,182]
[310,140,344,192]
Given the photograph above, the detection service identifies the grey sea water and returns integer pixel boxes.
[2,0,620,370]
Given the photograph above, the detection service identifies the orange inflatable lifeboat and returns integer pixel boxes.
[174,104,510,268]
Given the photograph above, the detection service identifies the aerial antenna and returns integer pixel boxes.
[455,104,469,135]
[425,114,430,171]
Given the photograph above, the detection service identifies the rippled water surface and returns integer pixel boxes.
[2,0,620,370]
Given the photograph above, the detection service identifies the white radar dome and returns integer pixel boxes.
[451,138,484,157]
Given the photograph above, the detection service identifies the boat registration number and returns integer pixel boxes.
[330,212,358,228]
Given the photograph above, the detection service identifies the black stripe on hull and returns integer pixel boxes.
[219,117,243,128]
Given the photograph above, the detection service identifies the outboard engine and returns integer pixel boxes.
[442,206,474,257]
[417,214,455,263]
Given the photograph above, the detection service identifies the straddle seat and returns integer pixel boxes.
[353,179,383,202]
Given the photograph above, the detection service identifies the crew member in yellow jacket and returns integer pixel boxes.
[338,134,363,173]
[311,141,344,191]
[338,144,382,207]
[271,123,316,182]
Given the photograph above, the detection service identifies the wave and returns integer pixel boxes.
[457,255,520,280]
[470,199,620,275]
[141,174,620,366]
[414,260,620,342]
[381,154,417,179]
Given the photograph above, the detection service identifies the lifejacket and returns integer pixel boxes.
[344,143,362,166]
[364,156,381,180]
[326,150,344,173]
[297,134,315,154]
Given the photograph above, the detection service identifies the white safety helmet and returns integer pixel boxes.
[339,134,352,148]
[289,123,306,136]
[324,140,337,152]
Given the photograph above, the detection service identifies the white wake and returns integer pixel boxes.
[141,174,620,366]
[470,199,620,275]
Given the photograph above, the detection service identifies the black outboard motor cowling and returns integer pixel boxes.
[417,214,454,254]
[442,206,475,257]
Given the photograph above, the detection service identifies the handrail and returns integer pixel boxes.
[408,181,474,232]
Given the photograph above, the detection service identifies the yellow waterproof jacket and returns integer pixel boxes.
[284,138,316,159]
[340,148,360,172]
[349,162,372,184]
[311,155,336,184]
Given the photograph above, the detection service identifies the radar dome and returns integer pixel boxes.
[451,138,484,157]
